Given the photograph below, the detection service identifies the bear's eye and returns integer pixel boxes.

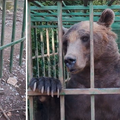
[63,39,68,46]
[81,36,89,42]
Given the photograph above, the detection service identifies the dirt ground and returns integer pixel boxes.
[0,0,26,120]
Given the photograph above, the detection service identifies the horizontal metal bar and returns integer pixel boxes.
[28,88,120,96]
[30,11,120,16]
[0,37,26,50]
[30,5,120,10]
[32,52,58,59]
[31,16,120,22]
[31,23,120,29]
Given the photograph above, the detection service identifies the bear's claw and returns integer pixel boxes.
[29,77,62,97]
[33,82,37,91]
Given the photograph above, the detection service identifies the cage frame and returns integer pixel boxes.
[27,0,120,120]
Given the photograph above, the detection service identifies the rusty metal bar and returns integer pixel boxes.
[52,28,56,78]
[90,1,95,120]
[27,2,34,120]
[46,27,51,77]
[57,1,65,120]
[32,52,58,59]
[29,97,34,120]
[28,88,120,96]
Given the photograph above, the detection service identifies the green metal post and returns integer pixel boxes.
[27,1,34,120]
[19,0,26,66]
[10,0,18,72]
[58,1,65,120]
[40,26,45,76]
[0,0,6,78]
[34,22,39,77]
[90,1,95,120]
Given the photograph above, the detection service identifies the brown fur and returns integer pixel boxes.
[62,9,120,120]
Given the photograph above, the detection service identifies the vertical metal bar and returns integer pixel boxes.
[67,69,69,80]
[57,30,59,78]
[46,28,51,77]
[89,1,95,120]
[10,0,18,72]
[63,63,66,80]
[29,97,34,120]
[52,28,56,78]
[34,22,39,77]
[58,1,65,120]
[19,0,26,66]
[0,0,6,78]
[27,2,34,120]
[27,2,33,83]
[40,27,45,76]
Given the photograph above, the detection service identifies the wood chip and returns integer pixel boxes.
[7,77,17,86]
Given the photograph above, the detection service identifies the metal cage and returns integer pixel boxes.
[0,0,26,78]
[27,0,120,120]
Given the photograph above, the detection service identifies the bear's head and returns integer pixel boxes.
[62,9,117,74]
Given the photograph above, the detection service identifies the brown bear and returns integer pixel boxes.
[29,9,120,120]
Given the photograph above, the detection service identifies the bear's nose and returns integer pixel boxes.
[64,57,76,68]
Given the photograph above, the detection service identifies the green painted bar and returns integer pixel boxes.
[31,16,120,22]
[0,37,25,50]
[31,23,120,29]
[19,0,26,66]
[10,0,18,72]
[90,1,95,120]
[34,22,39,77]
[0,0,6,78]
[40,27,45,76]
[31,11,120,16]
[30,5,120,10]
[57,1,65,120]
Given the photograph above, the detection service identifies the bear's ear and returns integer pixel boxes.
[97,9,115,27]
[62,26,68,35]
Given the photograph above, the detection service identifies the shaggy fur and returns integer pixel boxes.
[29,9,120,120]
